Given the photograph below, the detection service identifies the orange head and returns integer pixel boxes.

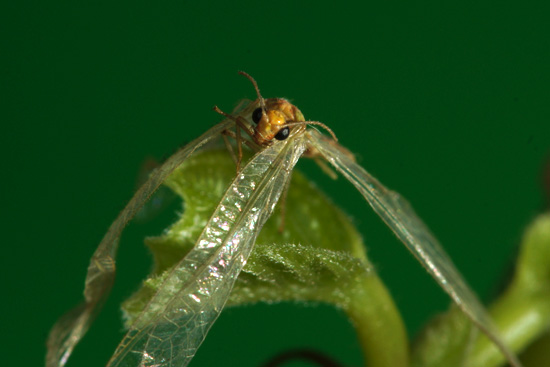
[251,98,305,146]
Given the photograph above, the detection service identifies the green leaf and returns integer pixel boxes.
[122,149,369,317]
[121,148,409,367]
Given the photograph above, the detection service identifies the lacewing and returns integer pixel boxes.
[46,72,521,367]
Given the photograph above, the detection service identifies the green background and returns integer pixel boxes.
[2,1,550,366]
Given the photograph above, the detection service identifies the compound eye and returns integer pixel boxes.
[274,127,290,141]
[252,107,263,124]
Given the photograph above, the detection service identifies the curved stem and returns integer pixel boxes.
[412,213,550,367]
[344,274,410,367]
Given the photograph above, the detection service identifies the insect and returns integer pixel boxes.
[46,72,521,367]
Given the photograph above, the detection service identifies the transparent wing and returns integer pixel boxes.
[306,130,521,367]
[134,158,178,222]
[46,117,239,367]
[106,133,307,367]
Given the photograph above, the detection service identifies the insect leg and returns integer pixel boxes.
[314,156,338,180]
[221,129,259,152]
[214,105,261,171]
[213,106,255,139]
[221,131,239,166]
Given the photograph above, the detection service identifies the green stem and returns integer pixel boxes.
[345,274,410,367]
[469,213,550,366]
[469,289,550,366]
[412,213,550,367]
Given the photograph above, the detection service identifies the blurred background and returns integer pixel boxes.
[2,1,550,366]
